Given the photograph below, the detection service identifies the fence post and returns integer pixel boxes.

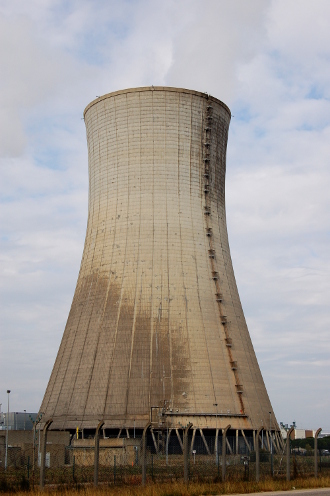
[215,428,219,464]
[286,426,294,481]
[314,428,322,478]
[39,419,53,490]
[256,426,264,482]
[94,421,104,487]
[184,423,193,483]
[270,431,274,476]
[222,424,231,481]
[142,422,151,486]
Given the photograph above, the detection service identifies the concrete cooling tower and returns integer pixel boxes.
[40,87,280,449]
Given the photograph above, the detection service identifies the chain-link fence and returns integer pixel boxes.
[1,428,329,491]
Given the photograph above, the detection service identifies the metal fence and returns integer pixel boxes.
[0,427,329,491]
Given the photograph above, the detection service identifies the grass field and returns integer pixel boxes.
[1,476,330,496]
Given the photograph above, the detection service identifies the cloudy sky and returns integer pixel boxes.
[1,0,329,431]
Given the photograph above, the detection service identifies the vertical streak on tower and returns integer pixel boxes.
[40,87,278,434]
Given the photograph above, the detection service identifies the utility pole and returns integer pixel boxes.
[5,390,11,470]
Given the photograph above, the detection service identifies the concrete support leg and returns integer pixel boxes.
[199,428,211,455]
[265,430,271,452]
[142,422,151,486]
[236,429,239,454]
[256,426,264,482]
[315,428,322,478]
[222,424,231,481]
[40,419,53,490]
[286,427,294,481]
[226,437,233,454]
[276,430,285,452]
[151,429,159,454]
[272,432,280,454]
[94,421,104,487]
[241,429,251,452]
[175,428,184,452]
[275,431,284,454]
[184,423,193,484]
[166,429,172,465]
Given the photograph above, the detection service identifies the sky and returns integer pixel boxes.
[0,0,329,432]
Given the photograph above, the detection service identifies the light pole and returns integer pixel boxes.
[5,390,11,470]
[24,410,26,431]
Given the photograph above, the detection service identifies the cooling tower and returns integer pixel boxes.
[40,87,279,440]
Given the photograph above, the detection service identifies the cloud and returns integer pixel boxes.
[0,12,92,157]
[166,0,269,103]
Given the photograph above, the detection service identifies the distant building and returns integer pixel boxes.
[0,430,70,468]
[280,423,318,440]
[0,412,37,431]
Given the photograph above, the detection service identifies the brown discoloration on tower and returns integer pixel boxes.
[40,87,278,433]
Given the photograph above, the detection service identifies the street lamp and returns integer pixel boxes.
[5,390,11,470]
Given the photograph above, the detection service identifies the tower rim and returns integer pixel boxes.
[83,86,231,118]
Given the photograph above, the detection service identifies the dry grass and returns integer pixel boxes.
[1,476,330,496]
